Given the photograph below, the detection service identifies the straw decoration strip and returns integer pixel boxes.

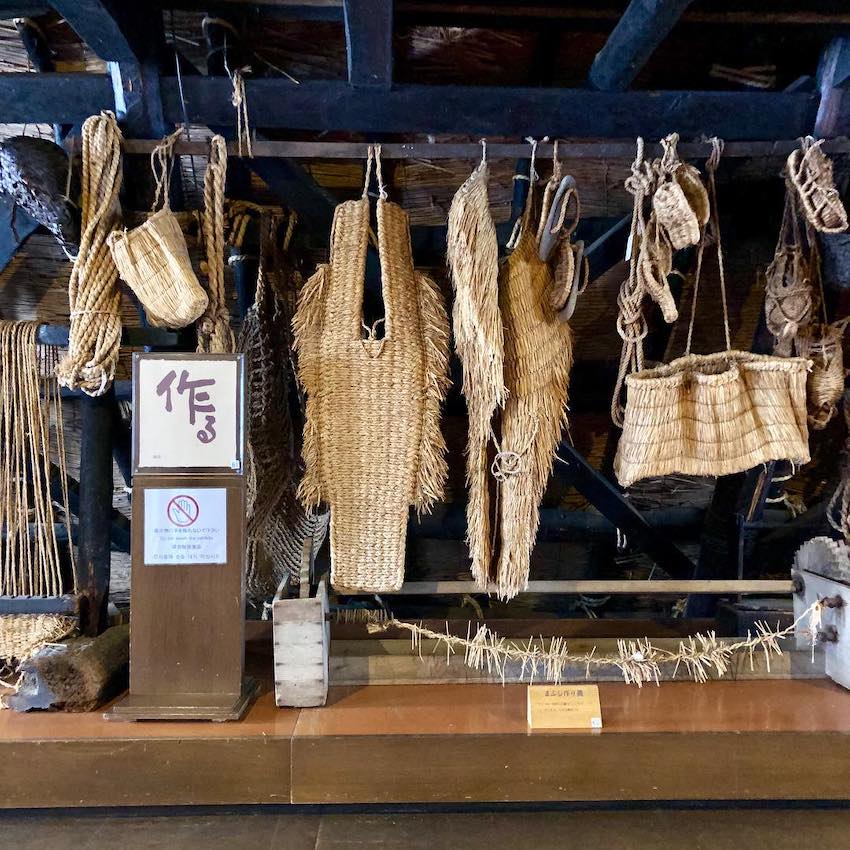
[55,111,123,396]
[1,321,75,598]
[197,135,235,353]
[446,152,506,586]
[367,599,825,688]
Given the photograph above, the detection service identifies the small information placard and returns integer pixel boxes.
[143,487,227,565]
[134,354,243,473]
[527,684,602,730]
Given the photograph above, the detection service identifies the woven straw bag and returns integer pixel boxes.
[615,142,811,488]
[294,147,450,593]
[108,131,207,329]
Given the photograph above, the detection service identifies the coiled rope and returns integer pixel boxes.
[55,111,123,396]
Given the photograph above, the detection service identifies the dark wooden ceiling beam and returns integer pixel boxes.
[160,77,820,140]
[343,0,393,88]
[47,0,141,62]
[815,36,850,138]
[588,0,694,91]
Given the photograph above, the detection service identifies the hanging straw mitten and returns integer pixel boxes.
[294,146,451,593]
[788,137,848,234]
[108,128,208,329]
[446,140,506,588]
[651,133,701,250]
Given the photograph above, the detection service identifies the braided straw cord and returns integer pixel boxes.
[294,153,450,592]
[1,321,75,598]
[614,140,811,488]
[197,135,235,353]
[55,111,123,396]
[446,151,506,587]
[495,191,573,601]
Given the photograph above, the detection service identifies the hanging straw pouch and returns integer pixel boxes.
[108,130,208,329]
[614,141,811,488]
[651,134,702,251]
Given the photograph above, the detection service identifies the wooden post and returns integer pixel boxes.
[76,385,116,636]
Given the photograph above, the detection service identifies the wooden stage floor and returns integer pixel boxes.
[2,678,850,808]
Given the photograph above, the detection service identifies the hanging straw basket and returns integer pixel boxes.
[615,139,811,488]
[107,131,208,329]
[614,351,810,487]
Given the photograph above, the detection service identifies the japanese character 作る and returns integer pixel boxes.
[155,368,217,443]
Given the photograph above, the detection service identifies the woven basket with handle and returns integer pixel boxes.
[615,141,810,488]
[108,131,207,329]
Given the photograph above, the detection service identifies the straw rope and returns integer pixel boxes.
[367,598,824,688]
[231,68,253,158]
[1,321,75,598]
[55,111,123,396]
[614,140,811,488]
[197,135,235,353]
[446,143,506,587]
[294,146,450,592]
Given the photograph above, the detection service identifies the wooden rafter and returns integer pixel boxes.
[588,0,694,91]
[343,0,393,87]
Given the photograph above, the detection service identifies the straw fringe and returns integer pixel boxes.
[412,270,451,514]
[446,160,506,584]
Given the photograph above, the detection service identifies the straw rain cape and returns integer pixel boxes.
[446,151,506,588]
[294,147,450,593]
[494,186,573,600]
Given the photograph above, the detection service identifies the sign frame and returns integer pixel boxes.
[131,352,245,477]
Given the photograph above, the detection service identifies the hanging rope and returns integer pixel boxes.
[612,137,654,426]
[1,321,75,598]
[231,68,253,158]
[55,111,123,396]
[197,135,235,353]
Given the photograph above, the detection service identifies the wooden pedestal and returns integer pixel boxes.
[105,474,254,722]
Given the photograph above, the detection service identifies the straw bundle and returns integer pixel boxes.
[108,130,207,329]
[446,156,505,587]
[495,198,572,600]
[295,148,450,592]
[615,140,811,488]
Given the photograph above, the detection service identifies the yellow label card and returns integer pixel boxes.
[527,684,603,730]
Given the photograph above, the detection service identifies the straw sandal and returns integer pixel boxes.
[788,137,849,234]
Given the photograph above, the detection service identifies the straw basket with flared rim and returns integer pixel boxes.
[294,146,450,594]
[614,141,811,489]
[107,132,208,329]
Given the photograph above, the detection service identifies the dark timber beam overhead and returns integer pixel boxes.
[343,0,393,87]
[160,78,820,140]
[48,0,142,62]
[0,72,112,123]
[588,0,694,92]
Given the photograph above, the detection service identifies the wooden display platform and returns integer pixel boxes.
[2,679,850,807]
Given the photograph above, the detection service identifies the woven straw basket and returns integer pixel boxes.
[294,147,450,593]
[108,130,208,329]
[109,207,207,329]
[614,351,810,487]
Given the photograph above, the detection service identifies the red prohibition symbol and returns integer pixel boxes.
[166,494,200,527]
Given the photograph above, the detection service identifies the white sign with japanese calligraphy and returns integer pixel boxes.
[143,488,227,565]
[136,355,241,470]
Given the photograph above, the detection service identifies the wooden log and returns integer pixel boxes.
[5,624,129,712]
